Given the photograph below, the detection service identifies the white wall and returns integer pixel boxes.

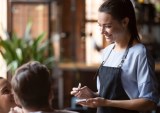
[0,0,7,78]
[0,0,7,39]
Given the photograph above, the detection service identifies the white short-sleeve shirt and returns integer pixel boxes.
[97,43,159,104]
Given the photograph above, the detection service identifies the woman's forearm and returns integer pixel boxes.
[106,98,156,111]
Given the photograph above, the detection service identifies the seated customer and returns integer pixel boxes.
[0,77,16,113]
[10,61,78,113]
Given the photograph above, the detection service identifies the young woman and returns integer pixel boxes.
[70,0,159,113]
[0,77,16,113]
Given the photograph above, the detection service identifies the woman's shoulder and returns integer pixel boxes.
[130,43,147,55]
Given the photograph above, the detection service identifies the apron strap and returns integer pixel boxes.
[102,44,115,65]
[99,37,133,70]
[118,37,133,67]
[117,48,129,67]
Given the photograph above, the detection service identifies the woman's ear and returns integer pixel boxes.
[49,89,54,107]
[122,17,129,28]
[13,92,21,107]
[49,90,54,100]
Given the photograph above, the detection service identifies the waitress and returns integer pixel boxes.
[70,0,159,113]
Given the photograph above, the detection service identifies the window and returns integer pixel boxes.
[0,0,8,78]
[85,0,103,65]
[11,1,50,39]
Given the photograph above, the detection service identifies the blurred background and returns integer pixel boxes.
[0,0,160,113]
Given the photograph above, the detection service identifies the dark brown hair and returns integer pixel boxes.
[11,61,52,109]
[0,77,4,79]
[99,0,140,41]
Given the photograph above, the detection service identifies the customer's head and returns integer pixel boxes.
[98,0,139,41]
[11,61,52,110]
[0,77,16,113]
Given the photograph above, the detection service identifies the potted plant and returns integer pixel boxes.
[0,21,54,77]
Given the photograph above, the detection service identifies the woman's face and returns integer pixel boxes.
[98,12,128,43]
[0,79,16,113]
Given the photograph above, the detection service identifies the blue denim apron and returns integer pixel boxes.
[96,44,139,113]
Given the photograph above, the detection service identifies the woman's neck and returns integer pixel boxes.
[114,31,136,51]
[114,37,139,52]
[114,38,131,51]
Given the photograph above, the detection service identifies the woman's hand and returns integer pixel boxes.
[70,85,96,99]
[77,97,107,108]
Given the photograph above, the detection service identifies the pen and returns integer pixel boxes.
[78,83,81,90]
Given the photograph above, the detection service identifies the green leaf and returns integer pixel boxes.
[0,21,54,75]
